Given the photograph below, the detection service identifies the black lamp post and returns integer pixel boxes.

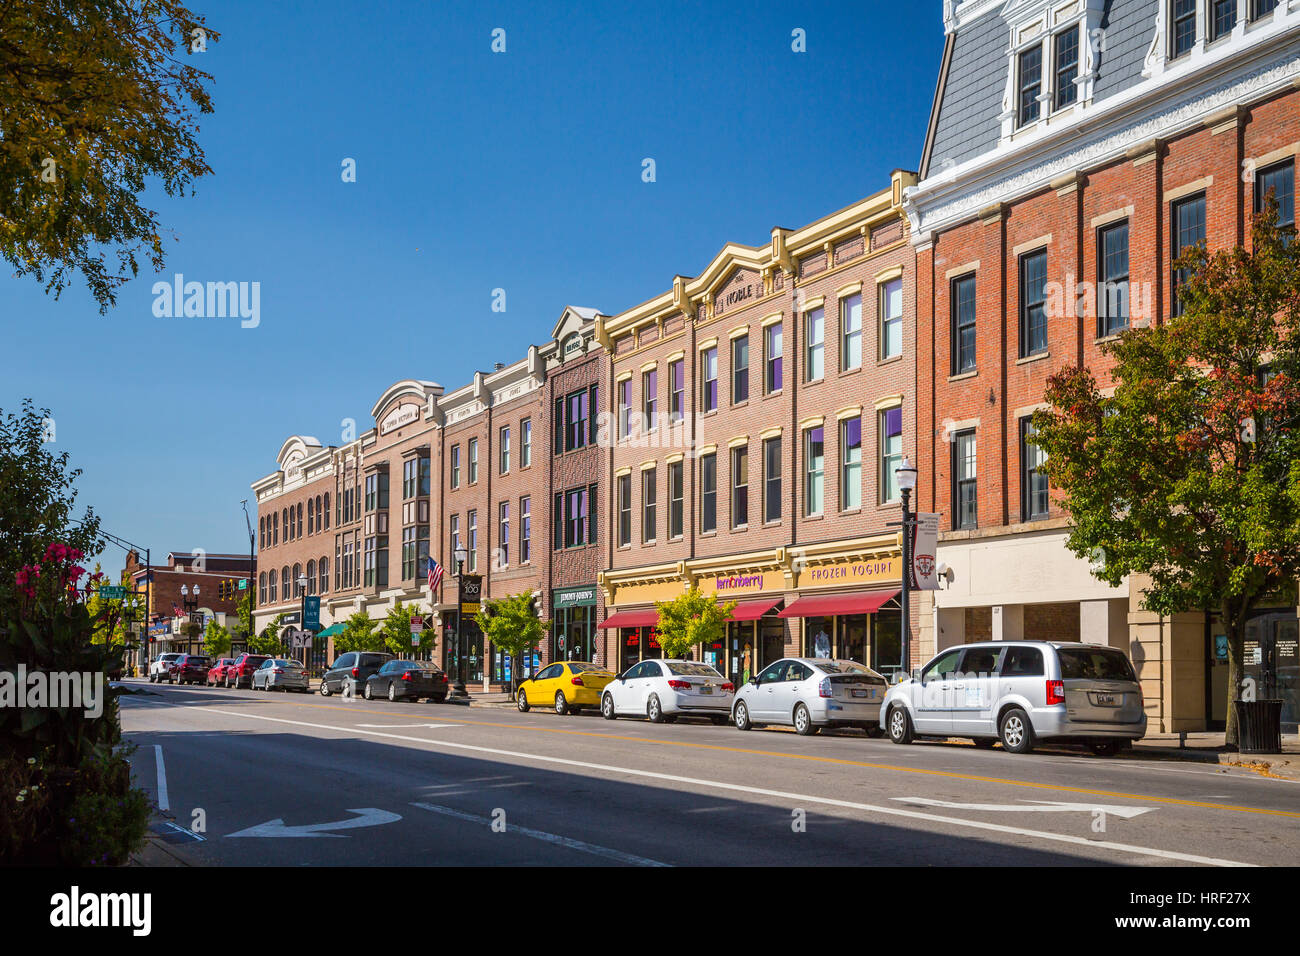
[296,572,309,667]
[180,583,200,654]
[451,546,469,696]
[895,457,918,683]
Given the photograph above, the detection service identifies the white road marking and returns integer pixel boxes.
[356,723,460,729]
[894,797,1154,819]
[204,708,1254,867]
[154,745,169,811]
[227,808,402,839]
[411,802,669,866]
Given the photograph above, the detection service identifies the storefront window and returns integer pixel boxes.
[840,614,867,664]
[805,616,833,659]
[1243,610,1298,731]
[553,604,596,663]
[873,608,903,680]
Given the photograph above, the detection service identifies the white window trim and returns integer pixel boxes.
[999,2,1099,142]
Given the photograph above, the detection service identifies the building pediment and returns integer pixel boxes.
[369,380,442,423]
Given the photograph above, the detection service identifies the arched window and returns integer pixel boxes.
[319,556,328,594]
[259,572,267,604]
[306,559,316,595]
[272,512,278,545]
[316,495,323,533]
[282,508,289,541]
[297,503,303,539]
[323,493,330,530]
[307,499,314,535]
[291,563,302,597]
[281,566,289,600]
[268,570,277,603]
[259,516,264,548]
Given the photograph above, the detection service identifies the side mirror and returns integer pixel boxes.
[751,676,761,686]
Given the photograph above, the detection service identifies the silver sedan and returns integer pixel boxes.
[732,658,889,735]
[252,658,310,692]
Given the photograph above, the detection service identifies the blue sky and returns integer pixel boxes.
[0,0,944,572]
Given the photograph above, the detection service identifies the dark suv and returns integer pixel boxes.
[226,653,271,689]
[320,651,393,696]
[173,654,211,685]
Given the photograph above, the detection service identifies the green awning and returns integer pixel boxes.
[315,623,344,638]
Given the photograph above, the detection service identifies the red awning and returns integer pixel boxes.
[776,589,899,618]
[725,597,783,621]
[597,608,660,630]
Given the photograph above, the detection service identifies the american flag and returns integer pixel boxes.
[426,556,443,592]
[172,603,182,618]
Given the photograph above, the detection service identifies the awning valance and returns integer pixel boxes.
[776,589,899,618]
[725,597,783,621]
[597,608,660,630]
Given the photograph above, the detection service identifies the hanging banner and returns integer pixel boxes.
[910,512,941,591]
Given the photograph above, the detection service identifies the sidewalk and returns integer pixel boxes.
[1126,731,1300,779]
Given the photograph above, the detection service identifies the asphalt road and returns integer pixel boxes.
[119,679,1300,867]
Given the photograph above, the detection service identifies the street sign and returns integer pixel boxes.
[99,585,127,600]
[410,615,423,634]
[238,579,248,590]
[285,627,313,649]
[189,611,205,628]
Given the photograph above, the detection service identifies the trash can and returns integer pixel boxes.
[1234,699,1284,754]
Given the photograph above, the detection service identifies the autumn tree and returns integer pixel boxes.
[0,0,218,311]
[1032,205,1300,747]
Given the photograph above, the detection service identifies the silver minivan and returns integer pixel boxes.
[880,641,1146,755]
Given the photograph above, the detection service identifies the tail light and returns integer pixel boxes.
[570,676,585,686]
[439,674,448,682]
[272,667,285,674]
[351,667,359,678]
[720,682,734,693]
[667,679,690,690]
[819,677,833,698]
[402,672,414,681]
[1046,679,1066,705]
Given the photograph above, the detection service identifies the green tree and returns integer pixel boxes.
[1032,206,1300,747]
[0,400,102,616]
[0,0,219,312]
[379,602,433,659]
[250,612,286,655]
[335,609,384,654]
[203,617,231,658]
[235,592,253,644]
[474,592,548,692]
[653,587,736,661]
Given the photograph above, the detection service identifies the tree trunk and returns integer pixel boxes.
[1224,615,1245,751]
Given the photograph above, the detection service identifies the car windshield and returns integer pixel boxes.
[816,660,872,674]
[186,657,208,665]
[247,656,269,665]
[567,662,604,673]
[393,661,419,669]
[666,662,723,677]
[1057,647,1136,682]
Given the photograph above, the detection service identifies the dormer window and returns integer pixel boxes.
[1018,46,1043,127]
[1053,27,1079,110]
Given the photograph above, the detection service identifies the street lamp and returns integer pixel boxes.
[180,583,200,654]
[451,547,469,696]
[895,457,918,684]
[295,572,309,667]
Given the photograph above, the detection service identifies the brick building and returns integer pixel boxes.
[906,0,1300,730]
[125,549,253,658]
[596,173,921,685]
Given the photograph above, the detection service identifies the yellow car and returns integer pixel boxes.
[516,661,616,715]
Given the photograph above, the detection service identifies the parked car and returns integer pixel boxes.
[516,661,615,715]
[364,660,450,702]
[319,651,393,696]
[731,658,889,735]
[225,653,271,689]
[171,653,211,685]
[252,657,310,692]
[206,658,238,686]
[148,653,182,683]
[600,659,733,723]
[881,641,1147,755]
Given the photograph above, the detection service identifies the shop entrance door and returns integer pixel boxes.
[759,617,785,672]
[1245,613,1298,732]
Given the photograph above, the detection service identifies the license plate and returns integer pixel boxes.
[851,688,867,698]
[1094,692,1117,705]
[699,686,712,695]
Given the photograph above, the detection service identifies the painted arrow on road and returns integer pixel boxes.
[226,808,401,838]
[893,797,1155,819]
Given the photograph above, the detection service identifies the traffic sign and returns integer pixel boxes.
[238,579,248,590]
[99,585,127,600]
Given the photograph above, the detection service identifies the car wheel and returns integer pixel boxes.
[320,680,332,696]
[388,683,397,702]
[601,694,616,720]
[364,683,374,700]
[793,703,818,736]
[1089,739,1118,757]
[999,707,1035,754]
[647,694,665,724]
[554,691,569,716]
[710,715,728,726]
[887,706,914,745]
[973,738,997,749]
[733,700,752,731]
[517,688,530,712]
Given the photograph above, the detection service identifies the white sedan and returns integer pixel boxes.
[600,659,734,724]
[732,658,889,735]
